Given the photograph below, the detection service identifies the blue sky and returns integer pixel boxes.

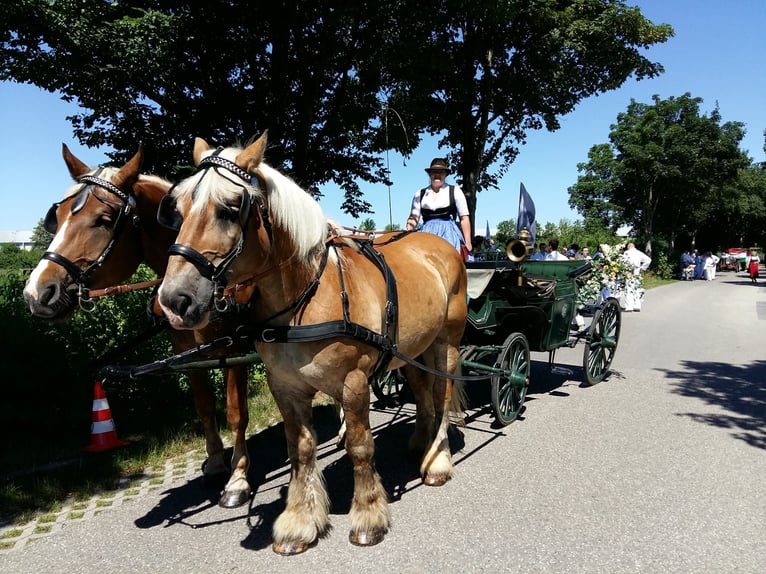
[1,0,764,233]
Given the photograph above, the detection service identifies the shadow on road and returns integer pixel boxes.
[657,359,766,450]
[132,402,502,552]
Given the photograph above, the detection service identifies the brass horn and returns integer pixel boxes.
[506,227,534,262]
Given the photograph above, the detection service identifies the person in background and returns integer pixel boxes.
[710,252,720,279]
[581,246,592,260]
[705,252,720,280]
[405,157,472,259]
[621,242,651,312]
[746,249,760,284]
[680,249,695,281]
[592,244,611,261]
[471,235,485,260]
[693,249,705,280]
[567,243,584,260]
[530,242,547,260]
[545,237,569,261]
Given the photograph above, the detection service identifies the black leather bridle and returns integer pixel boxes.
[157,149,273,306]
[41,170,139,310]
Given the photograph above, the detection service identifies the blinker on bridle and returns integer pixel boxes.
[41,169,139,311]
[159,148,273,310]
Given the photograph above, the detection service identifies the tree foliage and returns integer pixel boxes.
[1,0,673,227]
[569,93,753,254]
[383,0,673,231]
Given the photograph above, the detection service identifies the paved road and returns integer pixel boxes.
[2,272,764,574]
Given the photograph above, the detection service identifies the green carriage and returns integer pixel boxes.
[373,258,622,427]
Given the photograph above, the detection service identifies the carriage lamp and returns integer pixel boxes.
[506,227,533,262]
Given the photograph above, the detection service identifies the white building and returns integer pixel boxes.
[0,230,35,251]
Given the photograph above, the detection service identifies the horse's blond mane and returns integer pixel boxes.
[186,145,332,265]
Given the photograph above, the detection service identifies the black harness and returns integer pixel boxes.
[159,152,401,380]
[238,237,400,382]
[41,169,139,309]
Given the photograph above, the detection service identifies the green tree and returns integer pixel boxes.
[31,219,53,251]
[495,219,516,247]
[1,0,673,226]
[569,94,749,254]
[358,218,376,231]
[385,0,673,232]
[0,243,40,270]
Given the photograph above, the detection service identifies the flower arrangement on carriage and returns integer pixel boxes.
[577,245,643,309]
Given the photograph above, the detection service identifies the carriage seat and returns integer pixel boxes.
[465,264,556,305]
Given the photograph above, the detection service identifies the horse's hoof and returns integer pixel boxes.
[272,539,315,555]
[349,528,386,546]
[218,488,251,508]
[423,473,450,487]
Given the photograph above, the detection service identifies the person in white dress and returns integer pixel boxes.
[621,242,651,311]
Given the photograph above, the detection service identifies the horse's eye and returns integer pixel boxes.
[94,214,116,229]
[216,205,239,223]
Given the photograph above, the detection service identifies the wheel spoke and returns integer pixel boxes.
[491,333,529,426]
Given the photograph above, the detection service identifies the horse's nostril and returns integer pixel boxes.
[39,284,58,307]
[171,294,192,318]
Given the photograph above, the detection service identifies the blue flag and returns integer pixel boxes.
[485,220,491,241]
[517,182,536,245]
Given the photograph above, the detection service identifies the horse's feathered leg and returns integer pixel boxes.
[187,370,227,482]
[342,368,390,546]
[420,371,454,486]
[219,365,251,508]
[270,386,329,555]
[402,361,436,457]
[412,340,462,486]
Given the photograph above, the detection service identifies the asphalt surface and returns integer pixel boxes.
[1,271,764,574]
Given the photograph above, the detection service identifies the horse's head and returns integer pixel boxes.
[23,144,168,320]
[157,131,329,330]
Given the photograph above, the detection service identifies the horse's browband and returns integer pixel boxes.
[198,153,251,183]
[78,174,130,203]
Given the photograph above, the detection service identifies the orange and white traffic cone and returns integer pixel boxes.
[84,381,129,452]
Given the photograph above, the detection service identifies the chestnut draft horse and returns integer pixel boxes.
[156,132,468,554]
[22,145,254,508]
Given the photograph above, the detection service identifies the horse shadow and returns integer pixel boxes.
[132,403,469,551]
[241,402,468,550]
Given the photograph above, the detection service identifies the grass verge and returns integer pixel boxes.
[0,386,283,527]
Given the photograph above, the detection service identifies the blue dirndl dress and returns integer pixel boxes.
[421,218,465,254]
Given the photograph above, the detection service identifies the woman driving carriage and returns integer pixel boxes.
[405,158,473,260]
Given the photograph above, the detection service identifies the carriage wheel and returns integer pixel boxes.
[371,369,406,406]
[490,333,530,426]
[583,297,621,386]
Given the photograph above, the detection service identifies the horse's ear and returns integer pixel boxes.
[62,143,91,180]
[237,130,268,174]
[193,137,210,166]
[112,145,143,191]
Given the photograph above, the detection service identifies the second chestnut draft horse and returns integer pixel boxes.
[22,145,254,508]
[156,132,468,554]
